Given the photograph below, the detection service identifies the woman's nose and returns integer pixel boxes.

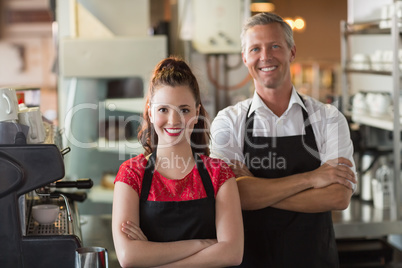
[168,110,182,125]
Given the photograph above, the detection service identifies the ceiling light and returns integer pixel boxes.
[250,1,275,13]
[294,18,305,30]
[284,17,306,31]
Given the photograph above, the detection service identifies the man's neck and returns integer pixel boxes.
[256,85,293,117]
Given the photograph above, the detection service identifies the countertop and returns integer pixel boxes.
[80,198,402,268]
[333,197,402,238]
[80,214,120,268]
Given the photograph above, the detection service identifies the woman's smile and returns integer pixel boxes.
[164,128,183,136]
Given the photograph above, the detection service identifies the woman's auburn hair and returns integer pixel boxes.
[138,56,210,156]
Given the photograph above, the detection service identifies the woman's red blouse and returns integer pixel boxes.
[114,154,235,201]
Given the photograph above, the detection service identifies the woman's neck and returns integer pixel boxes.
[155,144,196,180]
[156,142,193,158]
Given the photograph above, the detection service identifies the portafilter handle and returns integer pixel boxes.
[49,178,93,189]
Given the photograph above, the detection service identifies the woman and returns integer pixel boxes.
[112,56,243,268]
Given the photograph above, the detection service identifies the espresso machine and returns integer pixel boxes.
[0,132,92,267]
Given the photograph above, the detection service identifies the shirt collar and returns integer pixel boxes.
[248,86,307,117]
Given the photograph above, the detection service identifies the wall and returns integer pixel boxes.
[0,0,57,122]
[273,0,347,62]
[0,0,349,123]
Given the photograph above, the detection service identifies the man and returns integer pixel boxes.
[210,12,357,267]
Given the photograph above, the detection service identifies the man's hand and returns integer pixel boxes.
[306,157,356,190]
[229,159,254,178]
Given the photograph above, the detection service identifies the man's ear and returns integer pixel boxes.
[242,52,247,65]
[290,45,296,63]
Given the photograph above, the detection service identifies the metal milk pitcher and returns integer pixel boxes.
[75,247,108,268]
[360,149,377,201]
[372,157,393,209]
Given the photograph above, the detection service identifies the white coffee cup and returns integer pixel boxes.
[382,50,393,71]
[351,53,371,70]
[352,92,367,115]
[18,107,46,143]
[0,88,19,122]
[367,93,391,117]
[371,50,384,71]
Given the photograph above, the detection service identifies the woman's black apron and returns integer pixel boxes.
[238,95,339,267]
[139,151,217,242]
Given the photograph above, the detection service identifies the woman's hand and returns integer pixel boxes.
[121,221,148,241]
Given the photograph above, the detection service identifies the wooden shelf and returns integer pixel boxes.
[351,113,402,131]
[343,20,396,35]
[104,98,145,114]
[97,137,144,155]
[344,68,393,76]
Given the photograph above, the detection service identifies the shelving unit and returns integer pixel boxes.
[55,0,167,189]
[338,1,402,238]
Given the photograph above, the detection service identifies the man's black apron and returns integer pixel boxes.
[139,151,217,242]
[238,95,339,267]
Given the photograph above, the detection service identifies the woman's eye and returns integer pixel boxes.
[272,44,279,49]
[158,107,168,113]
[250,47,259,52]
[181,108,190,113]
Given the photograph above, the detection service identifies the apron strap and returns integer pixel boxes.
[195,153,215,199]
[297,93,320,159]
[243,104,254,155]
[140,151,156,201]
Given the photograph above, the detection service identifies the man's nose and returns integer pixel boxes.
[260,48,272,62]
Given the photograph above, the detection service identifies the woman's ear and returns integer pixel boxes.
[148,104,154,123]
[194,104,201,124]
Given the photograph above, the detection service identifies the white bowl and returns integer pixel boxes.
[32,204,60,224]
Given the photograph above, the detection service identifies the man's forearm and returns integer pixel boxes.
[271,184,352,213]
[236,174,313,210]
[236,157,356,211]
[237,176,353,212]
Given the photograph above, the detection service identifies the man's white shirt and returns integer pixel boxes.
[210,87,356,191]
